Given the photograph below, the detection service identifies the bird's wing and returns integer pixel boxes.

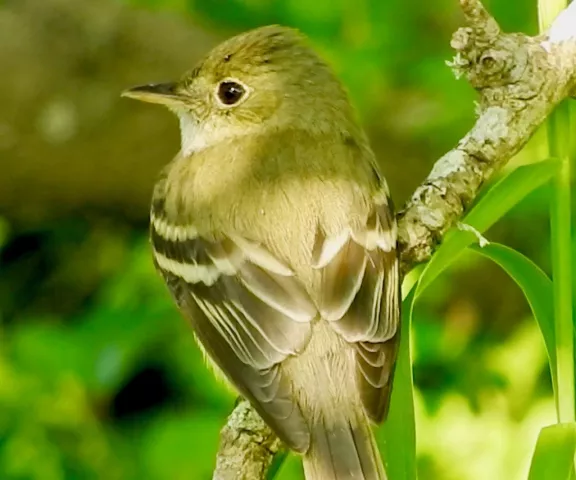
[150,212,316,452]
[312,188,400,423]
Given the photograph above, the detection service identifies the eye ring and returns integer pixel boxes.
[215,79,249,107]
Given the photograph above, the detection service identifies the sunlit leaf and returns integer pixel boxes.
[528,423,576,480]
[379,287,417,480]
[469,243,557,398]
[275,453,304,480]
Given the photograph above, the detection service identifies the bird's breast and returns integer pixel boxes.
[159,144,371,294]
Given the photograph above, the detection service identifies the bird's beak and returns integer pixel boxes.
[121,82,184,106]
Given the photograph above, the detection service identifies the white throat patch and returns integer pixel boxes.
[177,112,260,156]
[178,114,217,156]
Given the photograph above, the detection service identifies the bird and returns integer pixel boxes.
[122,25,400,480]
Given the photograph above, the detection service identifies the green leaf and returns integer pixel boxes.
[547,101,575,424]
[469,243,558,403]
[528,423,576,480]
[267,450,289,480]
[418,159,560,294]
[379,286,417,480]
[379,160,559,480]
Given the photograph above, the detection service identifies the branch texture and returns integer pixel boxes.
[213,1,576,478]
[213,400,282,480]
[398,0,576,268]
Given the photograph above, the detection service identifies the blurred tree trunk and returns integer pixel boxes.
[0,0,428,225]
[0,0,219,223]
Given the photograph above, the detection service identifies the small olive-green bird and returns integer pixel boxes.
[123,25,400,480]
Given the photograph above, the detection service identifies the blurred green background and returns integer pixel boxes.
[0,0,569,478]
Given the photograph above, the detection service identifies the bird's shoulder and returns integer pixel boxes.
[151,128,386,244]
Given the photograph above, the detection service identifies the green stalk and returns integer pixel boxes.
[538,0,575,425]
[548,101,575,424]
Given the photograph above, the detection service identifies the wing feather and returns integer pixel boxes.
[151,216,316,452]
[313,195,400,423]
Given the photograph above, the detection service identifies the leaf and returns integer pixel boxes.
[545,99,575,424]
[528,423,576,480]
[469,243,558,403]
[267,450,289,480]
[379,286,417,480]
[378,160,559,479]
[418,159,560,294]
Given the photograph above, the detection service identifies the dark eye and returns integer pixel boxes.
[217,81,245,105]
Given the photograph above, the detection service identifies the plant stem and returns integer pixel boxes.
[548,101,575,424]
[538,0,575,426]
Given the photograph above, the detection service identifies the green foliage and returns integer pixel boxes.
[140,410,223,480]
[470,243,557,398]
[379,287,417,480]
[539,0,575,428]
[547,101,575,425]
[0,234,235,479]
[350,157,562,480]
[382,151,572,479]
[528,424,576,480]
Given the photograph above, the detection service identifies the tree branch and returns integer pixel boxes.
[212,399,283,480]
[213,1,576,478]
[398,0,576,269]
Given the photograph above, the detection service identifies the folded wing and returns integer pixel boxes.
[150,212,317,452]
[312,197,400,423]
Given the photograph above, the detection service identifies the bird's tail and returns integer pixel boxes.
[302,408,386,480]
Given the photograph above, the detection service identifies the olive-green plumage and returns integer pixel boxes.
[123,25,400,480]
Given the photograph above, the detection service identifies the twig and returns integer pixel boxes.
[213,400,283,480]
[213,1,576,478]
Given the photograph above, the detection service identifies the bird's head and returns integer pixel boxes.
[122,25,356,154]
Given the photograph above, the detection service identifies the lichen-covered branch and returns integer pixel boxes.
[213,400,283,480]
[213,1,576,478]
[398,0,576,268]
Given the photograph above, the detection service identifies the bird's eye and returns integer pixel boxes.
[217,81,246,106]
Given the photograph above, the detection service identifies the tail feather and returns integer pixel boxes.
[302,411,386,480]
